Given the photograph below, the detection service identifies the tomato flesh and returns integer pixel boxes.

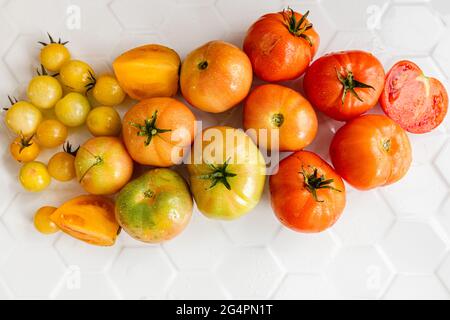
[380,60,448,133]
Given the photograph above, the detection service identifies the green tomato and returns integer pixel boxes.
[5,101,43,136]
[187,126,266,220]
[116,168,193,243]
[55,92,91,127]
[27,75,63,109]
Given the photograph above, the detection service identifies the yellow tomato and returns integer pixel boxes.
[27,75,63,109]
[113,44,180,100]
[36,119,68,148]
[40,43,71,72]
[19,161,51,192]
[92,75,126,106]
[34,206,59,235]
[5,101,43,136]
[48,144,77,182]
[55,92,91,127]
[10,136,40,163]
[86,106,122,137]
[60,60,95,93]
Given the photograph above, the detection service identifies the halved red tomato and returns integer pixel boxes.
[380,60,448,134]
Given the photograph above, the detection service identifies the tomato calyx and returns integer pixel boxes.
[335,68,375,104]
[38,32,69,47]
[282,8,313,46]
[17,134,35,154]
[63,141,80,156]
[130,110,172,146]
[3,95,19,111]
[199,159,237,191]
[382,139,391,152]
[85,70,97,93]
[36,64,59,78]
[271,113,285,127]
[198,61,209,70]
[300,166,341,202]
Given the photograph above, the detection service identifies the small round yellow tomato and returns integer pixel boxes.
[55,92,91,127]
[92,75,126,106]
[40,43,71,72]
[19,161,51,192]
[10,136,40,163]
[34,206,59,235]
[60,60,95,93]
[27,75,63,109]
[36,119,68,148]
[48,143,77,182]
[5,101,43,136]
[86,106,122,137]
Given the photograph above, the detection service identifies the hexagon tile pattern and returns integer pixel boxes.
[0,0,449,300]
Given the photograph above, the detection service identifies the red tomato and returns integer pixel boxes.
[270,151,346,233]
[330,114,412,190]
[380,60,448,134]
[243,8,319,82]
[243,84,318,151]
[304,50,385,121]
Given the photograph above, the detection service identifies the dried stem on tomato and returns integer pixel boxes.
[300,166,341,202]
[336,68,375,104]
[199,159,237,191]
[282,8,314,46]
[130,110,172,146]
[63,141,80,156]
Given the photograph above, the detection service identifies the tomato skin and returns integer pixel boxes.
[180,41,253,113]
[55,92,91,127]
[19,161,51,192]
[27,75,63,109]
[243,10,319,82]
[87,106,122,137]
[92,75,126,106]
[270,151,346,233]
[36,119,68,148]
[304,50,385,121]
[40,43,71,72]
[187,126,266,220]
[34,206,59,235]
[380,60,448,134]
[60,60,95,94]
[330,114,412,190]
[75,137,134,195]
[5,101,43,136]
[116,169,193,243]
[50,195,119,246]
[122,98,196,167]
[113,44,180,100]
[10,136,40,163]
[48,152,76,182]
[243,84,318,151]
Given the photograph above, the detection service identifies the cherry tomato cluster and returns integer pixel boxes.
[2,7,448,245]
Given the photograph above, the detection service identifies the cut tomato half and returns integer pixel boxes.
[380,60,448,134]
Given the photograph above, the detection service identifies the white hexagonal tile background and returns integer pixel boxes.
[0,0,449,300]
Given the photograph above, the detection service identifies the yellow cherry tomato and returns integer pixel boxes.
[55,92,91,127]
[60,60,95,93]
[48,142,78,182]
[39,33,71,72]
[34,206,59,235]
[86,106,122,137]
[19,161,51,192]
[5,101,43,136]
[36,119,68,148]
[27,75,63,109]
[10,135,40,163]
[92,75,126,106]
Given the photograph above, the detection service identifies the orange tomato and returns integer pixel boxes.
[243,84,318,151]
[113,44,180,100]
[270,151,346,233]
[122,98,196,167]
[180,40,252,113]
[50,195,119,246]
[34,206,59,235]
[330,114,412,190]
[10,135,40,163]
[36,119,68,148]
[243,8,319,82]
